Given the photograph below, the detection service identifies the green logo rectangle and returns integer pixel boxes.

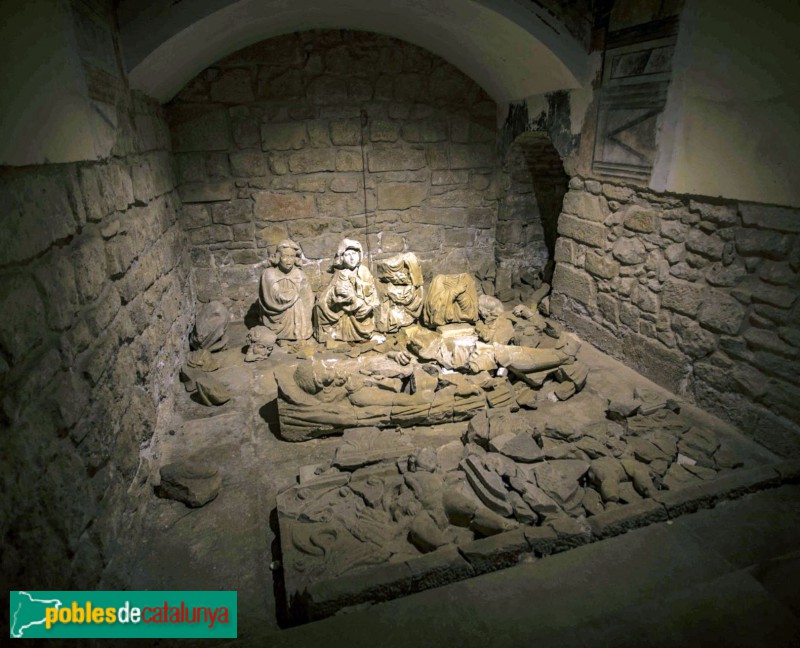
[10,591,237,639]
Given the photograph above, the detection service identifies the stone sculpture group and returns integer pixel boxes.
[180,236,587,443]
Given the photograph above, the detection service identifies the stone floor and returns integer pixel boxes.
[119,321,795,646]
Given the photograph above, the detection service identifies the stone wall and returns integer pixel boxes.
[166,30,500,317]
[0,92,193,591]
[550,178,800,456]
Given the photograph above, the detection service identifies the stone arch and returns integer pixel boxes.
[495,131,569,289]
[118,0,588,103]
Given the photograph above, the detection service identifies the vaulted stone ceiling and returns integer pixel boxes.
[118,0,590,103]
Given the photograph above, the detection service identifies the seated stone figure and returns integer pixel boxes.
[375,252,424,333]
[258,239,313,341]
[314,238,379,343]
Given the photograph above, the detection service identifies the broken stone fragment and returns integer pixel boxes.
[461,455,512,516]
[588,456,626,502]
[507,490,538,524]
[606,398,641,421]
[617,481,643,504]
[530,460,589,506]
[469,507,518,537]
[628,437,672,464]
[554,381,576,401]
[512,381,538,409]
[413,447,438,472]
[575,436,609,459]
[442,488,478,527]
[555,361,588,391]
[157,458,221,508]
[662,463,702,490]
[508,476,560,516]
[408,512,450,553]
[333,427,415,470]
[463,409,489,446]
[581,488,605,516]
[436,441,465,472]
[489,431,543,463]
[195,376,232,406]
[190,300,229,352]
[633,386,668,415]
[621,458,655,497]
[678,427,720,467]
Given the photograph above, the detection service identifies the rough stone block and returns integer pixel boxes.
[0,274,45,363]
[370,119,400,142]
[622,205,659,233]
[0,169,77,265]
[229,151,268,177]
[307,75,348,105]
[288,149,336,173]
[686,229,724,259]
[335,150,363,172]
[329,119,361,146]
[402,120,447,142]
[697,291,746,335]
[611,236,646,264]
[449,143,493,169]
[662,279,705,316]
[689,200,738,226]
[585,252,619,279]
[552,264,597,306]
[256,223,289,246]
[73,235,107,304]
[735,228,792,259]
[211,199,253,225]
[377,183,427,210]
[189,225,233,245]
[178,181,235,203]
[368,148,426,172]
[210,68,254,103]
[621,333,687,394]
[740,203,800,232]
[558,214,606,248]
[170,107,230,152]
[602,183,634,202]
[562,191,608,222]
[254,192,316,221]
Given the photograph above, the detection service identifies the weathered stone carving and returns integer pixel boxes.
[422,273,478,328]
[375,252,424,333]
[314,239,380,343]
[156,456,221,508]
[476,295,515,345]
[245,325,277,362]
[259,239,314,341]
[190,300,229,351]
[274,355,485,441]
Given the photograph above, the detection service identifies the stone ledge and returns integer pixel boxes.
[588,499,667,539]
[650,466,782,518]
[458,529,530,575]
[286,462,796,624]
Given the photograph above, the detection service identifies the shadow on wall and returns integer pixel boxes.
[497,132,569,281]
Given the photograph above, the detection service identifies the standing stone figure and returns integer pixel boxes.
[258,239,313,341]
[314,238,379,343]
[375,252,424,333]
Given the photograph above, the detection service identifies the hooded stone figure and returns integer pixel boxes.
[314,238,379,342]
[258,239,314,341]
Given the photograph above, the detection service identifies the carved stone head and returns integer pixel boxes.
[245,326,277,362]
[272,239,302,273]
